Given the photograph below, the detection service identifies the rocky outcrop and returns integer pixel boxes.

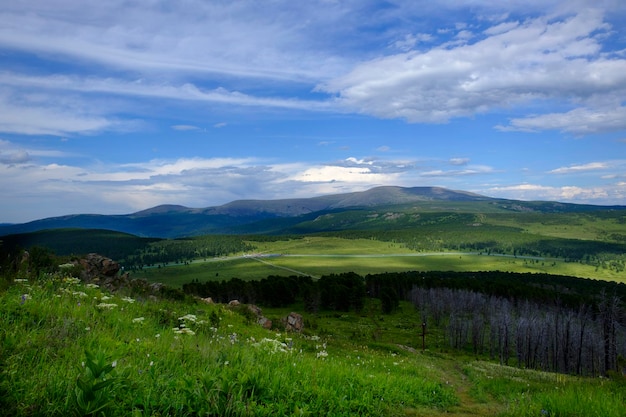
[284,312,304,332]
[75,253,163,295]
[247,304,273,329]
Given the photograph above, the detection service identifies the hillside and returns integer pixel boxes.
[2,262,626,416]
[1,186,624,238]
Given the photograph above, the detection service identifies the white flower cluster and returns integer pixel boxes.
[252,338,290,354]
[96,303,118,309]
[63,277,81,285]
[173,313,199,335]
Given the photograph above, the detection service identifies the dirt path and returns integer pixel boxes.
[397,350,504,417]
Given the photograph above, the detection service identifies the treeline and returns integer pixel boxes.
[183,272,366,313]
[182,270,626,376]
[0,230,256,272]
[364,270,626,310]
[409,287,624,376]
[121,236,255,270]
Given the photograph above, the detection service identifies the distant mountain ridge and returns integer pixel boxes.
[0,186,621,238]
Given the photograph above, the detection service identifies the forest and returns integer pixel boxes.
[182,270,626,377]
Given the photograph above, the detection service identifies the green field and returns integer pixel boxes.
[136,237,626,287]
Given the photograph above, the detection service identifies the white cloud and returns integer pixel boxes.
[0,1,356,82]
[549,162,609,174]
[449,158,470,166]
[498,106,626,135]
[421,165,494,177]
[172,125,200,131]
[320,10,626,133]
[485,183,626,204]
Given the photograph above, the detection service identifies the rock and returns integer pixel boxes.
[284,312,304,332]
[247,304,273,329]
[258,316,273,329]
[78,253,121,282]
[228,299,241,307]
[201,297,214,304]
[247,304,262,316]
[73,253,159,297]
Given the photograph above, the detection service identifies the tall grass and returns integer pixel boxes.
[0,274,457,416]
[465,361,626,417]
[2,273,625,416]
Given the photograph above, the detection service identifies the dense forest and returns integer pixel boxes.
[182,270,626,377]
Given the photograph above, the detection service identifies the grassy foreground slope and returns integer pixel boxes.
[2,273,626,417]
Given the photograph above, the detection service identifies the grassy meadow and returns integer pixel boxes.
[3,272,626,416]
[136,237,626,287]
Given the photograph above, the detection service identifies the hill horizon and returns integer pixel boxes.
[1,185,625,238]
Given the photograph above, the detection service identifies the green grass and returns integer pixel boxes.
[136,237,626,287]
[3,273,625,416]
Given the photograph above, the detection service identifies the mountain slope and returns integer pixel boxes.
[1,186,622,238]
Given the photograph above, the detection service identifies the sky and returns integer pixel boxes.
[1,0,626,223]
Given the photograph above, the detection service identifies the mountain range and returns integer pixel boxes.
[1,186,622,238]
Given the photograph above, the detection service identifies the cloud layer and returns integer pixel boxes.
[1,1,626,221]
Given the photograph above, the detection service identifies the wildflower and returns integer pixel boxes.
[155,334,161,338]
[252,338,289,354]
[132,317,145,324]
[111,360,117,368]
[178,314,197,323]
[20,294,31,304]
[96,303,118,309]
[100,295,112,301]
[121,296,135,303]
[63,277,81,285]
[173,327,195,335]
[316,350,328,359]
[149,361,154,367]
[85,327,91,331]
[72,291,88,298]
[85,283,99,289]
[14,279,28,283]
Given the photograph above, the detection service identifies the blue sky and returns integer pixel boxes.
[1,0,626,223]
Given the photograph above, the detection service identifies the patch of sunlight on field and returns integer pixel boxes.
[138,251,626,287]
[248,237,415,255]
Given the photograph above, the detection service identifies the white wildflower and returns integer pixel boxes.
[316,350,328,359]
[253,338,289,354]
[178,314,197,323]
[63,277,81,285]
[173,327,195,335]
[132,317,145,323]
[96,303,118,309]
[121,296,135,303]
